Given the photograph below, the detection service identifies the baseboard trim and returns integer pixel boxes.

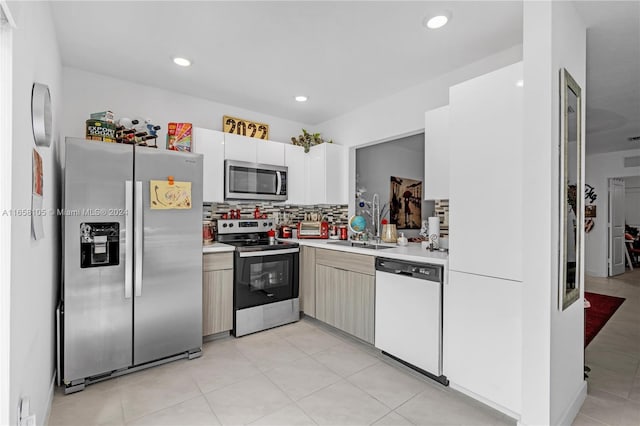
[44,370,56,426]
[585,269,605,278]
[555,380,587,426]
[449,381,520,421]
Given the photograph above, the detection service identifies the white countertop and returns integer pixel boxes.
[281,238,449,266]
[202,242,235,254]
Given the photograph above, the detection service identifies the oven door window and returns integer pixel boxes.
[235,252,299,309]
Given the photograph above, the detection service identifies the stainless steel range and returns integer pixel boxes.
[217,219,300,336]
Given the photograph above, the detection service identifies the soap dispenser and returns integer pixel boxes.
[397,232,408,246]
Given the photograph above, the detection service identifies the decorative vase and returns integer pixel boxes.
[381,224,397,243]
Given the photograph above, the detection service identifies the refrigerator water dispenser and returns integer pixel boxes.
[80,222,119,268]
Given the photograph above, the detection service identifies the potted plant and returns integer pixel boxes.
[290,129,332,153]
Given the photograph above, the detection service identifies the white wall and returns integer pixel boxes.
[317,44,522,147]
[62,67,311,146]
[9,1,63,425]
[585,149,640,277]
[521,2,586,425]
[355,133,434,237]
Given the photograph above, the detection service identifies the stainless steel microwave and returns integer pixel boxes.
[225,160,288,201]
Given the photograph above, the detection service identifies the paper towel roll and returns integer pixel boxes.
[428,217,440,249]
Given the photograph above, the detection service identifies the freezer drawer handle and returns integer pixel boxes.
[125,181,133,299]
[135,181,143,297]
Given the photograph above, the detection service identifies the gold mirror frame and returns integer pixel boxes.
[559,68,582,311]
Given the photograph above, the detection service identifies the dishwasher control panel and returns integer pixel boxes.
[375,258,442,282]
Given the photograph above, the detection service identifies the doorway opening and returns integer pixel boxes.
[608,176,640,276]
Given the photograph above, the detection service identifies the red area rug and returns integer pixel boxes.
[584,292,625,348]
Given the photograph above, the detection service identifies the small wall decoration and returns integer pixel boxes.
[150,179,192,210]
[32,149,44,240]
[584,183,598,233]
[389,176,422,229]
[31,82,52,147]
[223,115,269,139]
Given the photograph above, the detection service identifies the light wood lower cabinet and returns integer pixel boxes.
[300,246,316,317]
[202,253,233,336]
[314,249,375,344]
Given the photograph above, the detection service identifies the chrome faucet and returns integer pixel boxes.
[372,193,380,243]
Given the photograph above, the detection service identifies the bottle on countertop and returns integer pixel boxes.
[397,232,408,246]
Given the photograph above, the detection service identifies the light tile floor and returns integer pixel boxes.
[574,268,640,426]
[48,269,638,426]
[48,319,514,425]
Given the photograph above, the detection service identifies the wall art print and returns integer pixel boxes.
[389,176,422,229]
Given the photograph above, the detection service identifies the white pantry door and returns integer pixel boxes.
[609,178,626,276]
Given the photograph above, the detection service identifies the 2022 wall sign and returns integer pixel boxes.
[223,115,269,140]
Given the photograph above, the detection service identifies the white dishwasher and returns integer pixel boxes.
[375,257,448,385]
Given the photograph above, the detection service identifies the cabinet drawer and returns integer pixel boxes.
[203,252,234,271]
[315,248,375,276]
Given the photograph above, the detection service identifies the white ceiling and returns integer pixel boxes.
[50,1,639,154]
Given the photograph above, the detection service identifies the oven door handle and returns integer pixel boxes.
[238,248,299,258]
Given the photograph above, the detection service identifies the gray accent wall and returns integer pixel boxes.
[356,133,433,237]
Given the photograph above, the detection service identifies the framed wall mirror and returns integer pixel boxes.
[559,68,582,311]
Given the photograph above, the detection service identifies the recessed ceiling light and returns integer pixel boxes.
[295,95,308,102]
[516,80,524,87]
[173,57,191,67]
[424,12,451,29]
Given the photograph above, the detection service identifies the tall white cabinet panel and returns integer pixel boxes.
[224,133,256,163]
[444,270,522,415]
[424,105,450,200]
[448,62,523,281]
[284,144,307,205]
[193,127,225,203]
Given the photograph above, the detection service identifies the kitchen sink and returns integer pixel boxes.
[326,240,395,250]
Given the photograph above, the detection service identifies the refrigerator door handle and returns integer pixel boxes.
[125,181,133,299]
[276,171,282,195]
[135,181,143,297]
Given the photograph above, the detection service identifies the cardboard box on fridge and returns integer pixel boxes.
[85,119,116,143]
[166,122,192,152]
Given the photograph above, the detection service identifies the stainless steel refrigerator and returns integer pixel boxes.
[59,138,203,393]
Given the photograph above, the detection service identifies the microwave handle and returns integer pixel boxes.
[276,171,282,195]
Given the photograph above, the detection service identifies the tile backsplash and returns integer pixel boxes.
[204,202,349,226]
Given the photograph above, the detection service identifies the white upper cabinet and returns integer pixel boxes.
[307,143,348,205]
[424,105,450,200]
[257,140,285,166]
[284,144,307,205]
[448,62,523,281]
[223,133,256,163]
[192,127,225,203]
[323,144,348,204]
[224,132,285,166]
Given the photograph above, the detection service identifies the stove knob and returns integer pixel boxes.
[269,222,273,226]
[222,223,227,228]
[263,222,268,227]
[229,223,234,228]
